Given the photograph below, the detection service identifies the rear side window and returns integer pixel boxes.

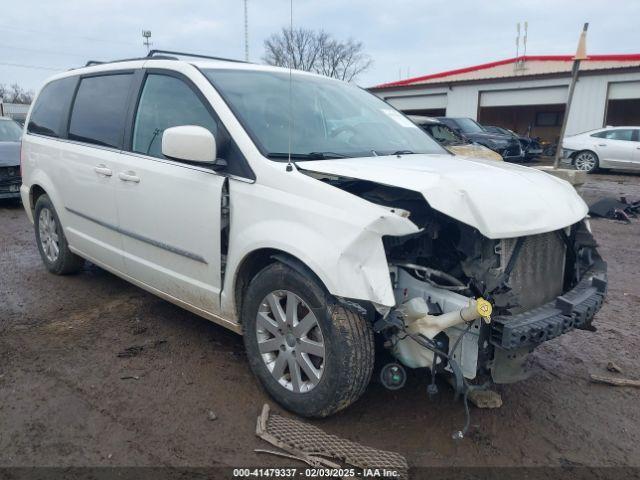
[27,77,77,138]
[69,73,133,148]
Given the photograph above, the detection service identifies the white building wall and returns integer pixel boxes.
[374,70,640,136]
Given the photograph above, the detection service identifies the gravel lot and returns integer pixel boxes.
[1,166,640,477]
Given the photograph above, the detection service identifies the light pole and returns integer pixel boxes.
[554,23,589,168]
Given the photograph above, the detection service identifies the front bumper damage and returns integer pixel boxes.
[491,261,607,351]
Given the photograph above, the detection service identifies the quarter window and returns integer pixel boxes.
[27,77,77,138]
[68,73,133,149]
[132,74,218,158]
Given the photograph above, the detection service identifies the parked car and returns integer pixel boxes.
[562,126,640,173]
[482,125,543,161]
[21,52,606,418]
[0,117,22,200]
[409,116,502,161]
[437,117,524,161]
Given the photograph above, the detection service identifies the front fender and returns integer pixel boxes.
[221,181,419,319]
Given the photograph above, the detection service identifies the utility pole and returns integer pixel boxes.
[142,30,152,54]
[554,23,589,168]
[244,0,249,62]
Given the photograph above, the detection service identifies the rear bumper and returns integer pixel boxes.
[490,260,607,350]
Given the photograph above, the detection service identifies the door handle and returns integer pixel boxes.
[119,171,140,183]
[598,144,607,147]
[94,164,113,177]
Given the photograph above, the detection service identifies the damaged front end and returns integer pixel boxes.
[332,180,607,391]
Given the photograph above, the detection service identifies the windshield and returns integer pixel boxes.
[0,119,23,142]
[203,69,445,159]
[421,124,464,146]
[454,118,484,134]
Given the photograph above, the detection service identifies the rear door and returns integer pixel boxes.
[56,72,136,272]
[115,70,228,314]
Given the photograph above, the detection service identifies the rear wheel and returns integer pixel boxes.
[34,194,84,275]
[574,150,599,173]
[242,262,374,417]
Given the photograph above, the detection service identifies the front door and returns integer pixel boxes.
[115,72,225,313]
[594,128,636,168]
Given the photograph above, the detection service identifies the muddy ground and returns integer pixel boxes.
[1,166,640,477]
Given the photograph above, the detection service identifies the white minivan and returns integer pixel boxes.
[21,51,607,418]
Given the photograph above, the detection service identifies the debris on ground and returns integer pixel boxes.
[117,340,165,358]
[181,371,193,385]
[117,345,144,358]
[207,410,217,421]
[120,375,140,380]
[588,196,640,223]
[131,324,148,335]
[468,389,503,409]
[590,374,640,388]
[606,361,623,374]
[255,404,408,478]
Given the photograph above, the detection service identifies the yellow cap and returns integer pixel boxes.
[476,298,493,318]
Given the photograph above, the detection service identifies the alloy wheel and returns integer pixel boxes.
[38,207,60,262]
[255,290,325,393]
[575,152,597,171]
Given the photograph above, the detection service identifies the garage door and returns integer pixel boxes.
[384,93,447,111]
[608,81,640,100]
[480,86,568,107]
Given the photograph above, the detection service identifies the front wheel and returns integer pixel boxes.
[574,150,599,173]
[242,262,375,417]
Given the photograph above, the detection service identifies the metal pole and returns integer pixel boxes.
[244,0,249,62]
[554,23,588,168]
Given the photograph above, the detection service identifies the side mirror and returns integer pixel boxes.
[162,125,217,164]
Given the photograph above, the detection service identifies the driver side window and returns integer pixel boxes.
[133,74,218,158]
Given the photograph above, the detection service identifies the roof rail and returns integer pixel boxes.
[147,49,248,63]
[82,55,178,68]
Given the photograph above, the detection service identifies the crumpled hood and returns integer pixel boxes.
[0,142,20,167]
[297,154,588,239]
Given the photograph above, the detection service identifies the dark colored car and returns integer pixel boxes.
[437,117,524,161]
[0,117,22,200]
[483,125,542,161]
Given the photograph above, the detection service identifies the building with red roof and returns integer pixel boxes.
[369,55,640,142]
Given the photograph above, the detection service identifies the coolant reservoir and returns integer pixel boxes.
[397,297,429,320]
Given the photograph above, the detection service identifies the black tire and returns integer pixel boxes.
[34,194,84,275]
[242,262,374,417]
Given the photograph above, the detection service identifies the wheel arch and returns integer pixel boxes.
[572,149,599,163]
[232,248,328,324]
[29,184,48,212]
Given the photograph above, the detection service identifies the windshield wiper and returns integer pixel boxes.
[392,150,415,155]
[266,152,350,160]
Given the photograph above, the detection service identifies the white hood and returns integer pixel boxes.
[297,154,588,239]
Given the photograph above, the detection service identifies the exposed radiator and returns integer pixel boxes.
[500,231,566,313]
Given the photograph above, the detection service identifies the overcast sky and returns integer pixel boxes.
[1,0,638,92]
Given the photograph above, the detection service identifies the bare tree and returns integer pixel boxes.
[1,83,34,104]
[263,28,372,82]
